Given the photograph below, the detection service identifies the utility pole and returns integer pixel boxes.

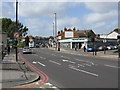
[15,0,18,62]
[54,13,57,50]
[53,23,54,37]
[54,13,57,36]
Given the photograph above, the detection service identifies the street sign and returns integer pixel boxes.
[14,32,20,38]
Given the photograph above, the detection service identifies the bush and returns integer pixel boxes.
[17,43,24,48]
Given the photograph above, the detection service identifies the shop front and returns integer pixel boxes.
[59,38,88,50]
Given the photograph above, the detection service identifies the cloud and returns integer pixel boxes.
[92,20,117,34]
[24,18,53,36]
[58,17,81,30]
[2,2,15,18]
[18,2,78,18]
[82,2,118,34]
[84,10,118,25]
[84,2,118,13]
[24,16,82,36]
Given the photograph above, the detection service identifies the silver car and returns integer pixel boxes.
[22,47,32,54]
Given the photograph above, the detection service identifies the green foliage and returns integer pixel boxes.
[17,43,24,48]
[25,36,29,46]
[86,30,95,39]
[114,28,120,32]
[1,18,28,39]
[49,36,54,39]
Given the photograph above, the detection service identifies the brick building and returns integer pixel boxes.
[56,27,95,40]
[57,28,96,49]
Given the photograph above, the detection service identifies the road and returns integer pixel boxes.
[21,48,118,88]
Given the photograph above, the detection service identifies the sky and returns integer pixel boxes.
[1,0,119,37]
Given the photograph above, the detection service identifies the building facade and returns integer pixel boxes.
[57,28,95,49]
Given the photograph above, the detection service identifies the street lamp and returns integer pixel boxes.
[103,39,106,54]
[53,22,54,37]
[15,0,18,62]
[54,13,57,50]
[54,13,57,36]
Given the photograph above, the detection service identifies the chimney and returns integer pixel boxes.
[73,27,76,31]
[64,27,67,31]
[58,31,60,35]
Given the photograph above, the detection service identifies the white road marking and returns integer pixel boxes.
[38,62,46,67]
[49,60,61,65]
[32,61,37,64]
[52,86,57,88]
[51,54,56,56]
[34,54,38,56]
[61,56,70,59]
[62,59,75,64]
[44,83,53,86]
[78,64,85,67]
[75,59,95,65]
[39,56,46,60]
[83,63,92,66]
[69,66,98,77]
[104,64,120,69]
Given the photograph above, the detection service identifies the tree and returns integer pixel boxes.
[25,36,29,46]
[1,18,28,39]
[86,30,96,39]
[114,28,120,33]
[49,36,54,39]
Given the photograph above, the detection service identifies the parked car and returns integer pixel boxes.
[97,46,108,51]
[35,44,40,48]
[106,45,114,50]
[87,47,93,52]
[22,47,32,54]
[114,46,118,49]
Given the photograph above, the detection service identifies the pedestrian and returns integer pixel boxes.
[7,45,10,55]
[83,46,86,52]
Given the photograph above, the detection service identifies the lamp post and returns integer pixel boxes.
[15,0,18,62]
[54,13,57,36]
[53,22,54,37]
[54,13,57,50]
[91,38,95,56]
[103,39,106,54]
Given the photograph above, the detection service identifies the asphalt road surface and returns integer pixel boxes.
[21,48,119,88]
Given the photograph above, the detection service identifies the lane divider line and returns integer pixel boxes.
[38,62,46,67]
[104,64,120,69]
[49,60,61,65]
[69,66,99,77]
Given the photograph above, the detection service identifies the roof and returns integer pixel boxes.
[109,29,120,34]
[76,30,91,34]
[76,30,92,37]
[109,31,120,35]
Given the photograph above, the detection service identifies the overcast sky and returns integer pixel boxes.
[1,0,119,37]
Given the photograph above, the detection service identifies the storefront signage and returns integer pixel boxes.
[72,38,85,40]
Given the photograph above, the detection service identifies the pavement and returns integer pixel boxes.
[0,51,61,89]
[0,52,40,89]
[49,47,118,60]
